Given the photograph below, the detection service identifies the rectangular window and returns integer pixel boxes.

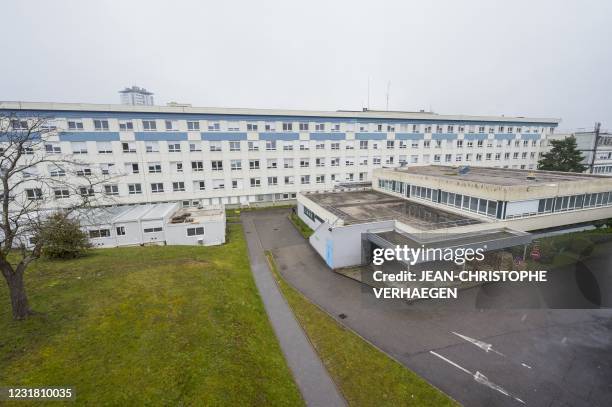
[143,227,163,233]
[187,121,200,131]
[173,182,185,192]
[151,183,164,193]
[231,160,242,171]
[67,120,84,130]
[26,188,43,200]
[93,120,109,131]
[122,142,136,153]
[71,141,88,154]
[54,189,70,199]
[209,141,222,152]
[97,141,113,154]
[128,183,142,194]
[168,143,181,153]
[191,161,204,172]
[299,123,309,131]
[148,163,162,173]
[145,141,159,153]
[187,227,205,236]
[116,226,126,236]
[79,187,94,197]
[249,160,260,170]
[104,184,119,195]
[211,160,223,171]
[229,141,241,151]
[142,120,157,131]
[119,120,133,131]
[89,229,111,238]
[165,120,178,131]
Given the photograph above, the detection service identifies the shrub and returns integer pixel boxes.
[36,212,91,259]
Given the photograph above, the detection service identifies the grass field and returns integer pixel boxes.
[265,251,457,407]
[0,225,303,406]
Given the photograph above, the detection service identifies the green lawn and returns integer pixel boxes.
[289,212,314,238]
[0,225,303,406]
[265,251,457,407]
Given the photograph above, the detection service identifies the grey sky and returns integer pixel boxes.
[1,0,611,130]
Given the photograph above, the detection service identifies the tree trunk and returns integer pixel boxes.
[3,267,32,320]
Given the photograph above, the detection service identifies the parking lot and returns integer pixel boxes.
[245,208,612,407]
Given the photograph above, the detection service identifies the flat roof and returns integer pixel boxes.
[389,165,605,187]
[0,101,560,124]
[303,190,480,230]
[140,203,177,220]
[170,206,225,223]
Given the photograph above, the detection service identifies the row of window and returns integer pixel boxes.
[28,172,364,200]
[36,118,553,134]
[43,138,544,156]
[377,179,499,218]
[88,225,204,239]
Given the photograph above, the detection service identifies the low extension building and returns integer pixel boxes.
[72,202,225,248]
[297,165,612,269]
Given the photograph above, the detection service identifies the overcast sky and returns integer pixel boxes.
[2,0,611,130]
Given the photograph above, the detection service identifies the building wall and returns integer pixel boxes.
[1,102,558,210]
[165,220,225,246]
[307,218,394,269]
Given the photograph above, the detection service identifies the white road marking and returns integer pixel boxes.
[521,363,532,369]
[430,351,526,405]
[452,331,505,356]
[429,351,472,375]
[521,314,527,322]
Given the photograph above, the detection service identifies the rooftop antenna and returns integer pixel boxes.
[589,122,602,174]
[367,77,370,110]
[386,81,391,111]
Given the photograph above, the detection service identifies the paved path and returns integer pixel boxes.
[241,213,345,407]
[248,207,612,407]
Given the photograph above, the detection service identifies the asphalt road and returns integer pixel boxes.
[247,208,612,407]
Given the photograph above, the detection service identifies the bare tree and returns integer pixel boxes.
[0,113,112,319]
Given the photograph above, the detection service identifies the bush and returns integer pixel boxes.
[36,212,91,259]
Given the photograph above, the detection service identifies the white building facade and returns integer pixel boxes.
[0,102,560,209]
[550,130,612,175]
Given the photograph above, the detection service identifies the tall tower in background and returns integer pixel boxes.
[119,86,154,106]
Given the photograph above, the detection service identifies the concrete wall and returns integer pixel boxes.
[165,220,225,246]
[309,219,394,269]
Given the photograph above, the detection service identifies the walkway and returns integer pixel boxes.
[241,212,345,407]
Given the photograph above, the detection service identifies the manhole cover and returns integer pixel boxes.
[338,313,347,319]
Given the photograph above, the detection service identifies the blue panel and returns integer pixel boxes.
[356,132,387,140]
[463,133,488,141]
[520,133,541,141]
[259,132,299,141]
[432,133,458,140]
[494,133,517,140]
[134,132,187,141]
[325,239,333,268]
[309,132,346,140]
[201,132,247,141]
[59,132,120,142]
[395,133,424,140]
